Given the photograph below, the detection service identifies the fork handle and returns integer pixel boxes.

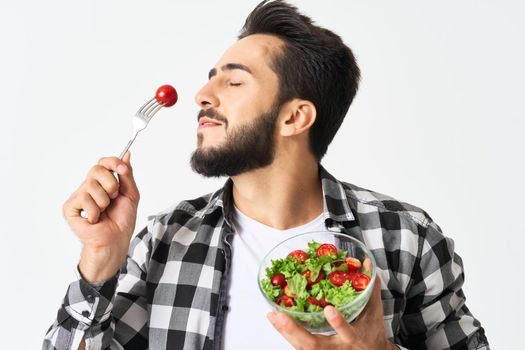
[119,131,139,159]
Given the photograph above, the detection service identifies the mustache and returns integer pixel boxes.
[197,109,228,125]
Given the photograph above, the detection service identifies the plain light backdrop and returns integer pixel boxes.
[0,0,523,348]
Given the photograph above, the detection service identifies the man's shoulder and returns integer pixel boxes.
[147,191,221,225]
[339,180,434,229]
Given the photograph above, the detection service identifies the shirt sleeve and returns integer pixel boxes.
[43,227,151,350]
[398,221,490,349]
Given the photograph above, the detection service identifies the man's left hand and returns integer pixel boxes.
[267,276,398,350]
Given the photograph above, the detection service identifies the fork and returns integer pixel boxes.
[79,97,164,219]
[118,97,163,159]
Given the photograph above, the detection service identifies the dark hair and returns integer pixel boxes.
[239,0,360,161]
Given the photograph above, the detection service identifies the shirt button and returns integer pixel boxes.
[82,310,90,317]
[221,305,229,312]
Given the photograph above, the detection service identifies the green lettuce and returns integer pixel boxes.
[261,279,282,301]
[326,281,358,307]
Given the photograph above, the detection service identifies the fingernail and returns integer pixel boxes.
[267,312,276,324]
[277,313,287,326]
[117,164,127,174]
[110,191,119,199]
[325,306,336,320]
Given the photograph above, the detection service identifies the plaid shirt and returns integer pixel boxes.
[43,166,489,350]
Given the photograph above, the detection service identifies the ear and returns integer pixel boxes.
[279,99,317,137]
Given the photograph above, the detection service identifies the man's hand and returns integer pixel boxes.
[63,152,140,283]
[267,276,397,350]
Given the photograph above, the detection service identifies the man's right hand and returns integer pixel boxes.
[63,152,140,283]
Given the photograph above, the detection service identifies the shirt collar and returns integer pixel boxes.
[198,165,355,226]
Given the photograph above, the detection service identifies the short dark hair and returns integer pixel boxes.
[239,0,360,161]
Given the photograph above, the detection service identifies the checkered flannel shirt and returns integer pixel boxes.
[43,166,489,349]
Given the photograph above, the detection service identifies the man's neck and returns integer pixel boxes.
[230,157,323,230]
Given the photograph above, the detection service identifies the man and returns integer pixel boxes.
[44,1,489,349]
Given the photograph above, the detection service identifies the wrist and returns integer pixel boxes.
[79,245,126,283]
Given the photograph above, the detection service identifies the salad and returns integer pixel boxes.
[261,241,372,314]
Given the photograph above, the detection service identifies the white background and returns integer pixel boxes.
[0,0,523,348]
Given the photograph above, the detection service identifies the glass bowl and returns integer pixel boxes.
[257,231,377,334]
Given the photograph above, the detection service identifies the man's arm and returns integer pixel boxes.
[43,227,151,349]
[399,222,489,349]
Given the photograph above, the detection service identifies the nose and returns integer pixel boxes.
[195,80,219,110]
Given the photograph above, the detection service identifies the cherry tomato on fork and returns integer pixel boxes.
[155,85,178,107]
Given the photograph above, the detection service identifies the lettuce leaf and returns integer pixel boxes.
[261,279,282,301]
[325,281,358,307]
[287,273,309,299]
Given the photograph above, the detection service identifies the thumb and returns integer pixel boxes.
[116,151,139,203]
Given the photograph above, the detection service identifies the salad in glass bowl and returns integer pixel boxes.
[258,231,377,334]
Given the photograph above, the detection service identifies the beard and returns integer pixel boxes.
[190,105,280,177]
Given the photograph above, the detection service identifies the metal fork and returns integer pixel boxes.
[118,97,163,159]
[79,97,164,219]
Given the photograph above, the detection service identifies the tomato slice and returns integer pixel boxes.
[270,273,286,288]
[328,271,350,287]
[288,250,308,263]
[345,257,362,271]
[276,295,296,307]
[345,271,359,282]
[352,273,370,291]
[316,243,338,257]
[306,297,319,305]
[301,270,325,287]
[318,297,333,308]
[155,84,178,107]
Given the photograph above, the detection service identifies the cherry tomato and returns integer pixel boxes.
[288,250,308,263]
[345,257,362,271]
[345,271,359,282]
[328,271,351,287]
[270,273,286,288]
[352,273,370,291]
[301,270,325,287]
[317,243,338,257]
[155,84,178,107]
[276,295,295,307]
[306,297,319,305]
[318,298,333,308]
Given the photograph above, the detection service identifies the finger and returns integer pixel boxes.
[65,191,101,224]
[355,275,383,326]
[87,165,120,200]
[324,306,355,343]
[84,179,112,211]
[267,312,318,349]
[362,257,373,275]
[114,152,139,203]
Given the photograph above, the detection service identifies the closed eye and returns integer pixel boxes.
[229,82,242,87]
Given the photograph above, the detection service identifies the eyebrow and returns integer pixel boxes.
[208,63,253,80]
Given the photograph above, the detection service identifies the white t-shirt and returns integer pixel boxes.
[223,206,328,349]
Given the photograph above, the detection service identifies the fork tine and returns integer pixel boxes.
[142,99,161,116]
[147,103,164,118]
[136,97,157,116]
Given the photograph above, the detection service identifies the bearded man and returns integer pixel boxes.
[44,1,489,349]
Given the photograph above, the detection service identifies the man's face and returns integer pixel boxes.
[190,34,283,177]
